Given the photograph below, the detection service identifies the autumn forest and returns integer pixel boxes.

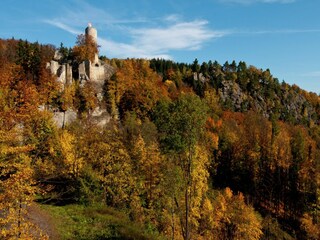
[0,36,319,239]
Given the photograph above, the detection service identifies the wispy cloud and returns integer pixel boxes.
[46,18,224,59]
[44,20,82,35]
[45,0,314,60]
[219,0,295,4]
[234,28,320,35]
[301,71,320,78]
[98,38,172,59]
[44,2,224,59]
[46,0,147,32]
[129,21,225,55]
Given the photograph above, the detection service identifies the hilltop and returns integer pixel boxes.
[0,35,319,239]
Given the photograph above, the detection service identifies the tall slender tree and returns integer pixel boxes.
[154,94,208,240]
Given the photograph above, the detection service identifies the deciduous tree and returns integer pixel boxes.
[72,34,98,63]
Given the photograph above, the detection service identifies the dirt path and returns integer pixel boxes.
[27,203,60,240]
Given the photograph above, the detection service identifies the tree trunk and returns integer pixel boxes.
[185,184,189,240]
[18,199,22,238]
[184,152,192,240]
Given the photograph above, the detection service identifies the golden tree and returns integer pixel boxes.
[58,130,84,179]
[72,34,98,63]
[0,127,48,239]
[82,125,136,208]
[213,188,262,240]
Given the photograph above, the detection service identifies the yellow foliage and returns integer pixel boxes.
[204,89,221,115]
[59,130,83,178]
[190,145,210,230]
[81,82,99,112]
[300,213,320,240]
[130,134,163,222]
[271,125,292,169]
[199,198,214,238]
[112,59,168,117]
[83,129,136,207]
[60,83,76,111]
[200,188,263,240]
[0,127,48,239]
[72,34,98,63]
[160,207,184,240]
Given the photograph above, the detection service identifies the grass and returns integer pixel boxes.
[40,203,163,240]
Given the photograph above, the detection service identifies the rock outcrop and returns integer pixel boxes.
[47,24,115,127]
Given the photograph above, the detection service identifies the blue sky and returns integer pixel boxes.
[1,0,320,93]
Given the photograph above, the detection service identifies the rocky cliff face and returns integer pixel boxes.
[217,77,318,124]
[219,80,247,111]
[151,59,319,126]
[48,52,115,128]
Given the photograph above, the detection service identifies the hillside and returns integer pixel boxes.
[150,58,320,126]
[0,37,319,239]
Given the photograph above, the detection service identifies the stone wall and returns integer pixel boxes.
[47,21,116,128]
[53,110,77,128]
[48,60,73,86]
[47,56,115,128]
[90,63,106,84]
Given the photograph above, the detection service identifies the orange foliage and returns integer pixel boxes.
[205,117,221,150]
[72,34,98,63]
[113,59,169,117]
[222,111,245,125]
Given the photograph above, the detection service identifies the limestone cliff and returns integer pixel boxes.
[47,24,115,127]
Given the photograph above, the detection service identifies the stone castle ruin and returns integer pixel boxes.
[47,23,114,127]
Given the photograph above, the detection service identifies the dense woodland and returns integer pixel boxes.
[0,37,319,239]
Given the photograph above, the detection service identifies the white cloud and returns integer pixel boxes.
[46,0,147,33]
[301,71,320,78]
[129,21,225,55]
[46,18,224,59]
[219,0,295,4]
[44,20,82,35]
[234,28,320,35]
[44,1,225,59]
[98,38,172,59]
[164,14,182,23]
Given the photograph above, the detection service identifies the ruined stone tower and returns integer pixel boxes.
[85,23,99,64]
[47,23,115,128]
[85,23,97,42]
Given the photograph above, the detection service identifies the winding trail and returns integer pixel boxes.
[27,203,60,240]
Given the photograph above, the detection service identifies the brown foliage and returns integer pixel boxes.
[72,34,98,63]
